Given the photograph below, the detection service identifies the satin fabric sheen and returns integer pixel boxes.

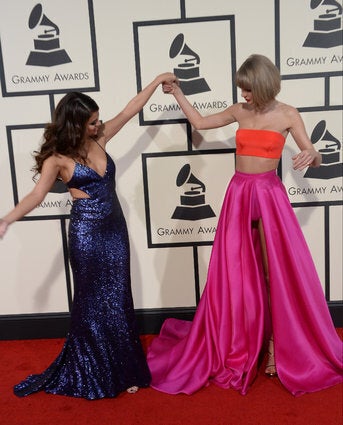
[14,152,151,399]
[236,128,286,158]
[147,168,343,396]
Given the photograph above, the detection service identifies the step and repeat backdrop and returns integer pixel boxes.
[0,0,342,328]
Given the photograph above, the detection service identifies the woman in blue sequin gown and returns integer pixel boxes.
[0,72,176,399]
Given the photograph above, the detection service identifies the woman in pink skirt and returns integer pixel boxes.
[147,54,343,396]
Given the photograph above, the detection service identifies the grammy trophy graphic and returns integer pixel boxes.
[169,33,210,95]
[172,164,216,221]
[304,120,342,179]
[26,3,72,67]
[303,0,343,48]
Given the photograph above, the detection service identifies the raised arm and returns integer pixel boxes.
[0,156,60,238]
[164,82,237,130]
[101,72,176,143]
[287,106,322,170]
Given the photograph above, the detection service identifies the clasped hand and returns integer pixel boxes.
[162,79,179,95]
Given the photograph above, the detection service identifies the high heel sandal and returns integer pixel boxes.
[265,339,278,377]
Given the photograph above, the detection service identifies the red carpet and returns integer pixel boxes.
[1,332,342,425]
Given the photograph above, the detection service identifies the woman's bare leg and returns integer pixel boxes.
[257,219,277,377]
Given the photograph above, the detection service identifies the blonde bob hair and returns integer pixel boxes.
[235,54,281,110]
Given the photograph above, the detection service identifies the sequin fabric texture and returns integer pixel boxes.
[14,152,151,399]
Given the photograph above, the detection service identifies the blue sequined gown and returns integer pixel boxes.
[14,151,151,399]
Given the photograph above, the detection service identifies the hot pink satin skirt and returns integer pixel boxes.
[147,170,343,396]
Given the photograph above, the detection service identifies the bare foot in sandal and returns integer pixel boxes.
[127,386,139,394]
[265,338,277,377]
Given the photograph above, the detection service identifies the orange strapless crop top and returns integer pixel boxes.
[236,129,286,159]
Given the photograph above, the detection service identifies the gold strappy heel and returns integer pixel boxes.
[265,338,277,377]
[126,386,139,394]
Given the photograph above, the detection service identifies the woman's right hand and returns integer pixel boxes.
[0,219,9,239]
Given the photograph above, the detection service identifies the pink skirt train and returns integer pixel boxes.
[147,170,343,396]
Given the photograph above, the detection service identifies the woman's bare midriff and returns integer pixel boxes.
[56,156,91,200]
[69,188,90,200]
[235,155,280,174]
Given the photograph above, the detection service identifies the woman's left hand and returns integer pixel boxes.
[292,149,322,170]
[0,219,9,239]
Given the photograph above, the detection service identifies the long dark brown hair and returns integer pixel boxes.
[33,92,99,178]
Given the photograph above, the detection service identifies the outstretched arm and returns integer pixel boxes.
[288,107,322,170]
[163,82,237,130]
[102,72,176,143]
[0,156,60,238]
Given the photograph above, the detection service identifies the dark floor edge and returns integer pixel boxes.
[0,304,342,340]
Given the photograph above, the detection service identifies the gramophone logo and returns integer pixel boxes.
[304,120,342,179]
[303,0,343,48]
[171,164,216,221]
[26,3,72,67]
[169,33,210,95]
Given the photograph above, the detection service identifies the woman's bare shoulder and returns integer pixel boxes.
[232,102,247,111]
[229,102,250,117]
[277,101,299,116]
[50,153,68,164]
[47,153,74,170]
